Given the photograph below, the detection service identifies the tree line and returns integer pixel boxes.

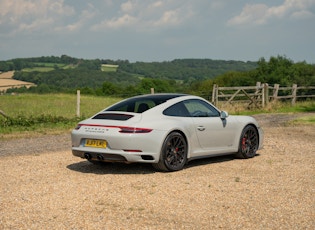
[2,55,314,97]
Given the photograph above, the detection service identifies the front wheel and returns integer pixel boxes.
[235,125,259,159]
[153,132,188,172]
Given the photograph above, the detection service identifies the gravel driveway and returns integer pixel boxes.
[0,113,314,229]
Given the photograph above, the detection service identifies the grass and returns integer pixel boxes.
[219,100,315,125]
[0,94,121,138]
[289,115,315,125]
[0,94,120,118]
[23,67,55,72]
[101,64,118,72]
[22,63,73,72]
[218,100,315,115]
[0,93,314,138]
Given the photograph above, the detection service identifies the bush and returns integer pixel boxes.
[1,114,80,127]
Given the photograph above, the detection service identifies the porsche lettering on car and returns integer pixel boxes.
[71,94,263,172]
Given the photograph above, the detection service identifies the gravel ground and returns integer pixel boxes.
[0,113,314,229]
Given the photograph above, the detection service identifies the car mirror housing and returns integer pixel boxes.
[220,111,229,119]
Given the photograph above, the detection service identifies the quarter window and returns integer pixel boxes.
[163,99,220,117]
[163,102,190,117]
[183,99,220,117]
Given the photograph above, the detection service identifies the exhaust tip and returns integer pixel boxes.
[97,154,104,161]
[84,153,92,160]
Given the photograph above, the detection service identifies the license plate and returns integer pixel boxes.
[85,139,107,148]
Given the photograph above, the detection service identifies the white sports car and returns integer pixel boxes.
[71,94,263,172]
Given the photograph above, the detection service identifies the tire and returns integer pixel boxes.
[153,132,188,172]
[235,125,259,159]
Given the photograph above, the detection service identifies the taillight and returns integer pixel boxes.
[119,127,152,133]
[73,124,152,133]
[74,124,82,130]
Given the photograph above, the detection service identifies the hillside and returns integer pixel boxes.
[0,56,257,86]
[1,55,314,96]
[118,59,258,81]
[0,71,35,92]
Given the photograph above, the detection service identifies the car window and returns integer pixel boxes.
[135,100,155,113]
[105,94,185,113]
[163,102,190,117]
[183,99,220,117]
[106,99,155,113]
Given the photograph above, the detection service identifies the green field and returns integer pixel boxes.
[23,67,56,72]
[0,94,120,117]
[22,63,117,73]
[101,64,118,72]
[0,93,314,138]
[0,94,121,137]
[22,63,74,72]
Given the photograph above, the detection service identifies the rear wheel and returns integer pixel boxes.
[235,125,259,159]
[153,132,187,172]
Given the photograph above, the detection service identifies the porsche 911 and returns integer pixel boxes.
[71,94,263,172]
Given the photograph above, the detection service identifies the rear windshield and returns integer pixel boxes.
[105,94,185,113]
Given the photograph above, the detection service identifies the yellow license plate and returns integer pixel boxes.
[85,139,107,148]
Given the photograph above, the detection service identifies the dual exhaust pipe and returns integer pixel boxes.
[84,153,104,161]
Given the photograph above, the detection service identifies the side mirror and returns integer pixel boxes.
[220,111,229,119]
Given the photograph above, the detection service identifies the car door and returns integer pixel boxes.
[183,99,236,152]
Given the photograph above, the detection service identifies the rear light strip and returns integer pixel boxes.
[123,149,142,152]
[76,124,152,133]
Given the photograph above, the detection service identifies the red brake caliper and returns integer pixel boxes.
[242,137,247,151]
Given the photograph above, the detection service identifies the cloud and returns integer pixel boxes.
[91,1,195,31]
[0,0,75,35]
[291,10,315,19]
[17,18,54,32]
[92,14,138,30]
[121,1,134,13]
[153,10,182,27]
[0,0,74,21]
[227,0,315,26]
[1,0,199,36]
[54,3,96,32]
[227,4,268,26]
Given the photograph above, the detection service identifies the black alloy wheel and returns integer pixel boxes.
[153,132,188,172]
[236,125,259,159]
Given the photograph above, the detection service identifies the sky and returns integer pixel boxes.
[0,0,315,63]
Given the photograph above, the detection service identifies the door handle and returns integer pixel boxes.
[197,126,205,131]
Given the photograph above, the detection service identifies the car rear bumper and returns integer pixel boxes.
[72,148,158,163]
[71,129,167,163]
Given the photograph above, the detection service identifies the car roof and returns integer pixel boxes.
[129,93,188,100]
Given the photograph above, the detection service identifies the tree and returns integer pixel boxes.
[102,82,119,95]
[254,55,315,86]
[137,78,174,94]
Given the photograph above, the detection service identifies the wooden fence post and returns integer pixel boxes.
[261,84,265,107]
[291,84,297,105]
[255,82,261,104]
[76,90,80,117]
[255,82,261,92]
[150,88,154,94]
[273,84,279,101]
[264,83,269,107]
[211,84,216,105]
[212,84,217,105]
